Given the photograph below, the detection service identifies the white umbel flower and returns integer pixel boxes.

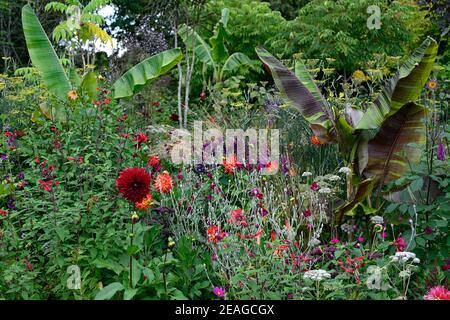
[338,167,351,175]
[302,171,313,177]
[304,269,331,281]
[370,215,384,224]
[318,187,331,194]
[390,251,416,263]
[328,175,341,181]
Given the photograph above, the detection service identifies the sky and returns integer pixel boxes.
[94,4,121,56]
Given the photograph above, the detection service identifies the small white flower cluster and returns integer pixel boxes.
[390,252,420,264]
[327,175,341,182]
[302,171,313,177]
[370,215,384,224]
[338,167,351,175]
[304,269,332,281]
[318,187,332,194]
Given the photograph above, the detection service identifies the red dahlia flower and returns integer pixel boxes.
[116,167,151,203]
[154,171,173,193]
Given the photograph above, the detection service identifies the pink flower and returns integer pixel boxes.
[213,287,225,298]
[330,238,340,244]
[393,236,407,252]
[357,236,365,243]
[310,182,318,191]
[424,286,450,300]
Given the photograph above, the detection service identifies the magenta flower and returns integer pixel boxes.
[310,182,319,191]
[424,286,450,300]
[213,287,225,298]
[437,143,445,161]
[303,209,312,218]
[393,236,407,252]
[330,238,340,244]
[357,236,365,243]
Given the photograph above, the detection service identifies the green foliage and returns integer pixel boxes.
[21,5,71,100]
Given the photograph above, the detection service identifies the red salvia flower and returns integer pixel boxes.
[116,167,151,203]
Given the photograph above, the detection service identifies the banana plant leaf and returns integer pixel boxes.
[22,4,71,99]
[179,25,215,67]
[112,48,183,99]
[209,8,230,64]
[383,176,442,204]
[220,52,254,81]
[335,177,377,225]
[81,71,98,101]
[356,37,438,130]
[362,102,427,186]
[256,47,334,143]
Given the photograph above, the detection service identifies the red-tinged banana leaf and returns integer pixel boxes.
[383,176,442,204]
[362,102,427,186]
[256,47,335,143]
[335,177,377,225]
[356,37,438,130]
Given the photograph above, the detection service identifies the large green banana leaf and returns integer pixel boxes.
[256,47,334,143]
[22,4,71,99]
[362,102,427,185]
[356,37,437,130]
[209,8,230,64]
[335,177,377,225]
[220,52,254,81]
[179,25,215,67]
[113,48,183,99]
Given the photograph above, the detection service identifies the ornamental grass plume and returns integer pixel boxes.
[116,167,151,203]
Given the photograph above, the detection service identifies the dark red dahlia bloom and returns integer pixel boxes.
[116,167,151,203]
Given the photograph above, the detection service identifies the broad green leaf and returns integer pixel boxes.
[22,4,71,99]
[256,46,334,143]
[94,282,123,300]
[335,177,377,224]
[209,8,230,64]
[220,52,254,80]
[68,68,81,87]
[113,48,182,99]
[81,71,98,101]
[179,25,214,67]
[363,102,426,186]
[356,37,438,129]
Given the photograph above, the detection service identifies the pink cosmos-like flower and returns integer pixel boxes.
[424,286,450,300]
[213,287,225,298]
